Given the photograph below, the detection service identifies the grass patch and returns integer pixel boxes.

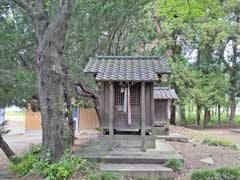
[191,166,240,180]
[5,111,25,116]
[202,138,232,147]
[87,171,121,180]
[202,138,240,151]
[176,112,240,126]
[165,159,183,172]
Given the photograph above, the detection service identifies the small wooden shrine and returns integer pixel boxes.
[153,87,178,135]
[84,56,171,150]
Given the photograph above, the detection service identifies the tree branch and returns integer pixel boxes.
[12,0,34,18]
[75,82,101,126]
[75,82,97,100]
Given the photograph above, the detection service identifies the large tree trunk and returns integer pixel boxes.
[217,105,221,125]
[228,15,239,126]
[196,104,201,126]
[37,46,71,162]
[0,136,15,160]
[203,108,210,128]
[13,0,73,162]
[37,29,72,162]
[229,42,238,125]
[229,79,237,126]
[226,106,229,118]
[203,109,207,128]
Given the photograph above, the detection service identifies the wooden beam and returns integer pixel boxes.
[108,82,114,150]
[141,82,146,152]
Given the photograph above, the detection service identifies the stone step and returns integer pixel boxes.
[156,133,189,142]
[78,149,183,164]
[0,172,12,179]
[100,163,174,179]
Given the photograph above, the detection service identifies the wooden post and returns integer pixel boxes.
[98,82,104,135]
[109,82,114,151]
[150,83,155,126]
[141,82,146,152]
[166,100,170,128]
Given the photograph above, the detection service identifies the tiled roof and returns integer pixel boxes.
[154,87,178,99]
[84,56,170,81]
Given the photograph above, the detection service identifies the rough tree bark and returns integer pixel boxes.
[0,136,15,160]
[0,121,15,160]
[229,39,238,125]
[217,105,221,125]
[203,108,210,128]
[196,104,201,126]
[12,0,73,162]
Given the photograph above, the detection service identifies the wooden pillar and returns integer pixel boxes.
[98,82,104,135]
[166,100,170,128]
[141,82,146,152]
[108,82,114,150]
[150,83,155,126]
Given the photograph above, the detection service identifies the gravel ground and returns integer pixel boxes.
[169,126,240,180]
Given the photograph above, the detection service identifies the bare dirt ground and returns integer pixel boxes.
[4,114,25,135]
[169,126,240,180]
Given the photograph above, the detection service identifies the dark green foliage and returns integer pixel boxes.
[0,2,37,108]
[165,159,183,172]
[9,146,89,180]
[190,167,240,180]
[8,145,122,180]
[191,169,220,180]
[33,151,88,180]
[8,144,41,176]
[9,153,38,176]
[216,167,240,180]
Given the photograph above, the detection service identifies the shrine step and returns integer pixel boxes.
[77,149,183,164]
[100,163,174,179]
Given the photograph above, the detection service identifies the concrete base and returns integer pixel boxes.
[100,163,173,179]
[75,139,183,164]
[152,127,169,135]
[231,129,240,133]
[156,133,189,142]
[100,135,156,149]
[74,136,183,179]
